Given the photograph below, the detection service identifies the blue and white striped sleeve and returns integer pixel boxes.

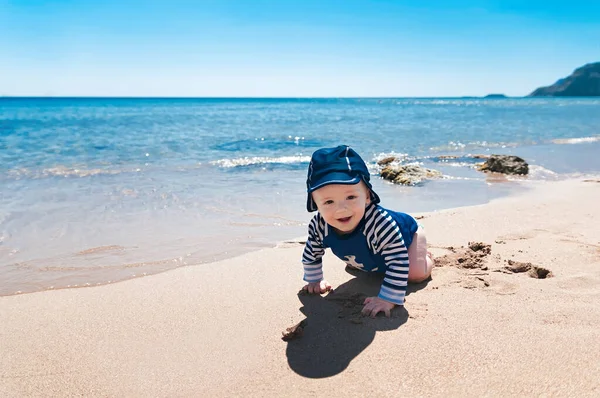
[301,214,326,283]
[365,207,410,306]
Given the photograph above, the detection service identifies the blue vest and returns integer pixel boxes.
[322,209,418,274]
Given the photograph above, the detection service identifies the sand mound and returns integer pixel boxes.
[434,241,492,269]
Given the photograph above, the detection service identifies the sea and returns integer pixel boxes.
[1,97,599,296]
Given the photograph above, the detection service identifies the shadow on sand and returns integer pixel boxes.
[286,268,430,378]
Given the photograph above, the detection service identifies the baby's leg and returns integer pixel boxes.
[407,226,434,283]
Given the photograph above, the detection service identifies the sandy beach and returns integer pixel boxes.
[1,177,599,397]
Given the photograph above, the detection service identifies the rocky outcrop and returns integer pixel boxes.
[477,155,528,175]
[529,62,600,97]
[380,164,442,185]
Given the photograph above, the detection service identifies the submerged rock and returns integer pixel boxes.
[477,155,529,175]
[436,155,459,160]
[380,164,442,185]
[377,156,397,166]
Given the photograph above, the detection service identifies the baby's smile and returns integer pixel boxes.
[337,216,352,224]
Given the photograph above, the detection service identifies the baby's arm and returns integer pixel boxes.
[362,234,409,317]
[301,215,329,293]
[378,235,410,306]
[363,207,410,308]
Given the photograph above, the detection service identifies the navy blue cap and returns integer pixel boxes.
[306,145,380,212]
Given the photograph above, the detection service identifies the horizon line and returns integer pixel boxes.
[0,95,526,100]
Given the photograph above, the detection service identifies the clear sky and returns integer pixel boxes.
[1,0,598,97]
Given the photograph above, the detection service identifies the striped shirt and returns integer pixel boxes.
[302,203,419,306]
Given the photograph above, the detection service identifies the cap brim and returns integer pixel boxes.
[307,172,361,193]
[306,175,381,212]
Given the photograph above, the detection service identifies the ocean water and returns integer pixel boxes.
[1,97,599,296]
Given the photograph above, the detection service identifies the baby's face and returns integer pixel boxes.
[311,181,371,234]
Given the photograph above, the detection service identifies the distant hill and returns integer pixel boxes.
[484,94,507,98]
[529,62,600,97]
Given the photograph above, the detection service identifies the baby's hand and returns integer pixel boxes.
[302,280,332,294]
[362,297,396,318]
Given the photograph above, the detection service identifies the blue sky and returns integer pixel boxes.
[1,0,598,97]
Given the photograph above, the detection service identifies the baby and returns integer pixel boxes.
[301,145,433,317]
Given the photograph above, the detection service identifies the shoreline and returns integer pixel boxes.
[1,176,599,396]
[1,172,597,298]
[0,170,530,297]
[0,172,570,298]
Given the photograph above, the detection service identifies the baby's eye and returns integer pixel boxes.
[323,200,334,205]
[347,195,357,200]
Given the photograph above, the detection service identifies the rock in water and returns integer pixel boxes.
[380,164,442,185]
[477,155,529,175]
[377,156,397,166]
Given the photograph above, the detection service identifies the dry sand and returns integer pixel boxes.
[1,178,599,397]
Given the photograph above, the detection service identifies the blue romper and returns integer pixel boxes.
[302,203,418,305]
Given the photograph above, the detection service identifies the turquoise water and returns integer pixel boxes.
[1,97,599,295]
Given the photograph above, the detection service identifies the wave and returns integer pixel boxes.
[374,153,488,168]
[210,155,311,168]
[527,165,559,180]
[551,136,600,145]
[434,161,481,168]
[5,166,129,179]
[213,136,321,152]
[429,140,520,152]
[439,175,483,181]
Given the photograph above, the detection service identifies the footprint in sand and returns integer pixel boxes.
[456,276,490,290]
[498,260,553,279]
[488,279,520,295]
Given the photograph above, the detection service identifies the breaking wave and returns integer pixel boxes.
[210,155,311,168]
[527,165,559,180]
[551,136,600,145]
[429,140,520,152]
